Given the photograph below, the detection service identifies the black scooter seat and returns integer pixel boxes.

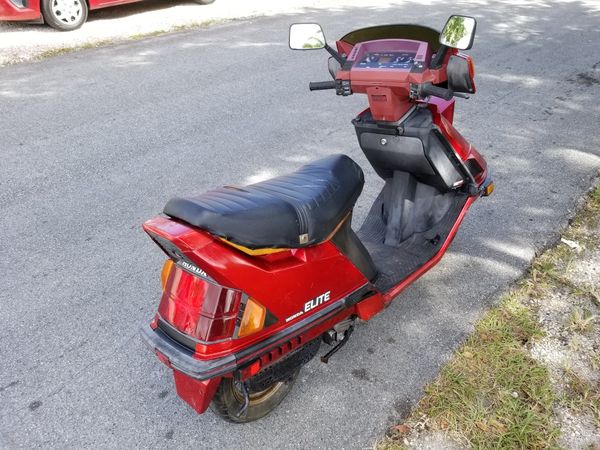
[163,154,364,250]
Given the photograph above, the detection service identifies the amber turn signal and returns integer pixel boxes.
[238,298,266,338]
[161,259,174,290]
[483,182,495,197]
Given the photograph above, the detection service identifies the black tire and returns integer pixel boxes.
[41,0,88,31]
[193,0,215,4]
[210,369,299,423]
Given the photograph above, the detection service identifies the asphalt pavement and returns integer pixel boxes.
[1,1,600,448]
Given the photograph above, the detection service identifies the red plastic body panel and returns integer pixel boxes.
[0,0,40,21]
[427,96,455,123]
[433,110,488,185]
[173,370,221,414]
[334,38,458,122]
[143,218,370,361]
[88,0,146,10]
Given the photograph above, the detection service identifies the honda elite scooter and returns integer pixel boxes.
[141,15,493,422]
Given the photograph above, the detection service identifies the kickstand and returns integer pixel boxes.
[234,381,250,418]
[320,326,354,364]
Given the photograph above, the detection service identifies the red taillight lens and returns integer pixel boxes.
[157,263,242,342]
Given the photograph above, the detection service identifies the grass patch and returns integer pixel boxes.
[561,183,600,250]
[129,20,219,40]
[383,294,559,449]
[36,39,114,61]
[37,47,79,59]
[561,366,600,427]
[425,296,556,448]
[567,307,597,333]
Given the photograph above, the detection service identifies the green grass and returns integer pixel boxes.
[561,366,600,428]
[36,39,113,61]
[398,295,558,449]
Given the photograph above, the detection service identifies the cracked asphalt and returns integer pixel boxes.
[1,1,600,448]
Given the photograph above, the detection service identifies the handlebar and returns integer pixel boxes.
[419,82,453,101]
[307,80,466,101]
[309,81,337,91]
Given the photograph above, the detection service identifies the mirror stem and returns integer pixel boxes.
[430,45,448,69]
[324,43,345,65]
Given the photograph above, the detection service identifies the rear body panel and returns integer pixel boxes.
[143,217,370,360]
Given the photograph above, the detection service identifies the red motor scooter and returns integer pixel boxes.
[141,15,493,423]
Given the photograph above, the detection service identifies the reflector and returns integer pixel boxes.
[238,298,266,338]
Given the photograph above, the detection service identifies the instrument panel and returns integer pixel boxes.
[355,51,417,70]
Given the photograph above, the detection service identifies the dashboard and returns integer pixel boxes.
[355,51,417,70]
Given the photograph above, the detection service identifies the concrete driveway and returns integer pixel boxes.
[1,1,599,448]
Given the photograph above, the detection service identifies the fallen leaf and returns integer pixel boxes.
[438,418,449,430]
[392,424,411,434]
[463,351,474,358]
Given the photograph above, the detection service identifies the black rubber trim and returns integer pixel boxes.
[157,318,198,351]
[141,326,236,378]
[140,284,371,380]
[344,284,377,307]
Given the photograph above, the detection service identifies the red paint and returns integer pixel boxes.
[144,217,369,360]
[335,37,458,121]
[0,0,40,21]
[427,96,455,123]
[173,370,221,414]
[355,293,385,321]
[155,350,172,369]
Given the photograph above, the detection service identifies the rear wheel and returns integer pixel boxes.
[210,369,299,423]
[41,0,88,31]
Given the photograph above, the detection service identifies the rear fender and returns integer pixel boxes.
[173,370,221,414]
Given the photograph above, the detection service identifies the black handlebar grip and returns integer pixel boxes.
[420,82,453,101]
[309,81,337,91]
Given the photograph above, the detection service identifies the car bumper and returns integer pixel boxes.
[0,0,40,21]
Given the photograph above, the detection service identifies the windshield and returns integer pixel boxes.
[340,24,441,52]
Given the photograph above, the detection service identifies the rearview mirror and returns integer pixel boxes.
[440,15,476,50]
[289,23,326,50]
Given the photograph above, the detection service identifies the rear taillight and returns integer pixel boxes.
[148,232,272,343]
[158,262,243,342]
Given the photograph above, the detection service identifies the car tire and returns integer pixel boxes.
[41,0,88,31]
[193,0,215,4]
